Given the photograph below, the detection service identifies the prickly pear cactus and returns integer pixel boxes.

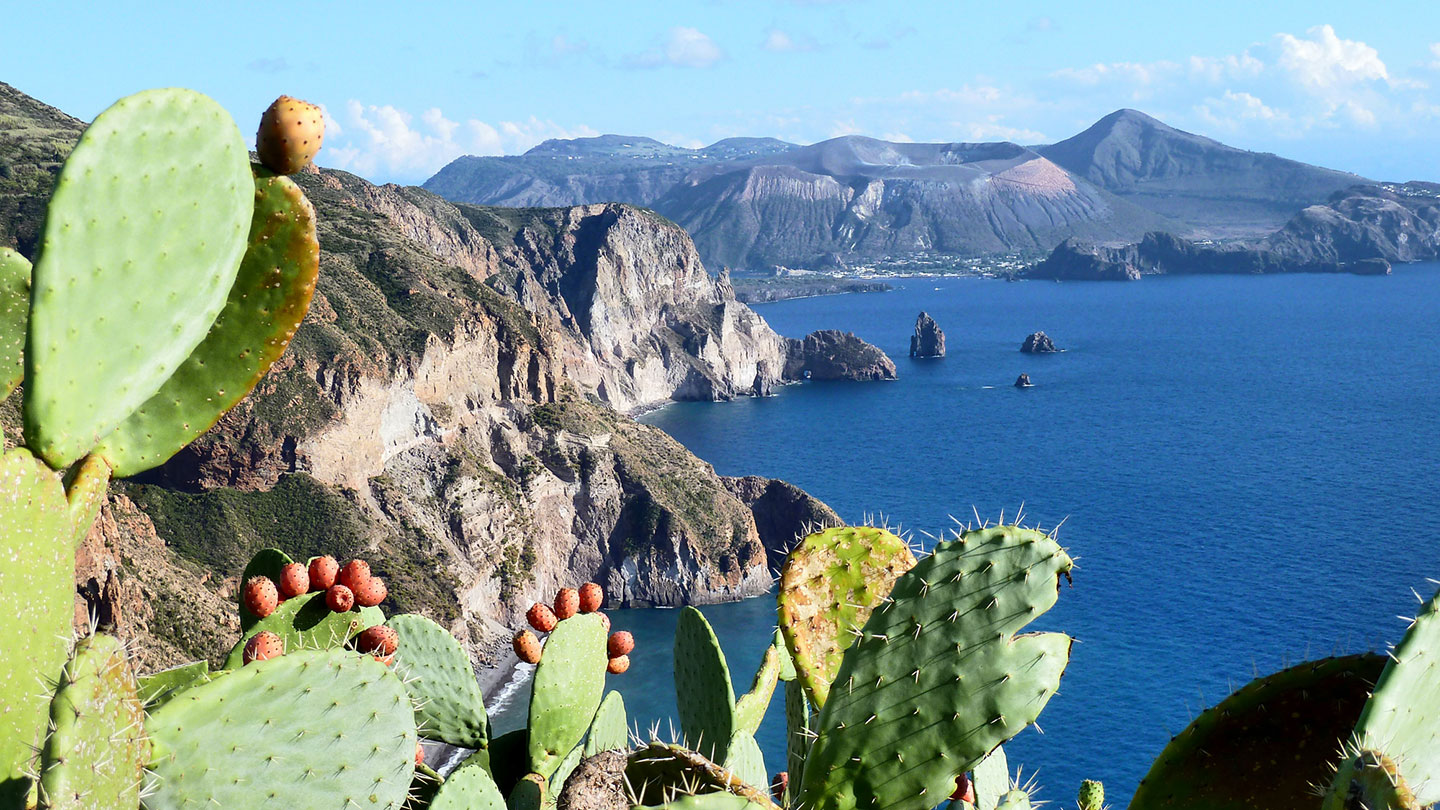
[62,454,110,548]
[1131,654,1384,810]
[973,746,1010,810]
[1076,779,1104,810]
[584,691,629,757]
[724,732,767,794]
[25,88,253,469]
[1329,586,1440,807]
[625,742,777,809]
[37,633,147,810]
[1325,749,1420,810]
[528,613,608,781]
[783,678,814,799]
[236,547,294,619]
[777,525,915,708]
[636,794,770,810]
[674,606,738,764]
[993,789,1033,810]
[0,448,74,805]
[733,640,781,738]
[389,613,490,748]
[223,589,384,668]
[429,756,506,810]
[145,649,416,810]
[93,168,319,476]
[0,247,30,399]
[136,660,211,710]
[796,525,1073,810]
[508,773,548,810]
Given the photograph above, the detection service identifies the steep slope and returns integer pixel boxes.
[0,81,86,256]
[0,83,853,673]
[1038,109,1366,236]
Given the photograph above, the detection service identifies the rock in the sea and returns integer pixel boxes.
[910,311,946,357]
[1015,373,1033,388]
[1021,332,1059,353]
[784,330,897,381]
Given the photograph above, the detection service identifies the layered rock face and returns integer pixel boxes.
[910,312,946,357]
[1021,332,1059,353]
[785,331,898,381]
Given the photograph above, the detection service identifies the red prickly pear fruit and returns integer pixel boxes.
[243,576,279,618]
[950,773,974,804]
[353,576,387,608]
[606,654,630,674]
[607,631,634,658]
[243,630,284,664]
[308,555,339,591]
[277,563,309,600]
[526,603,557,633]
[337,559,372,592]
[326,584,355,612]
[256,95,325,175]
[513,630,542,664]
[357,625,399,656]
[578,582,603,613]
[597,612,611,632]
[771,772,789,802]
[415,742,425,768]
[554,588,579,620]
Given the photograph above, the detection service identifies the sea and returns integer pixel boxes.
[490,266,1440,804]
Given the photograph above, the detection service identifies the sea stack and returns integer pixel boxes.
[1014,373,1033,388]
[1021,332,1059,353]
[910,312,946,358]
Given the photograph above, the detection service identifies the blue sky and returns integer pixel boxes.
[4,1,1437,184]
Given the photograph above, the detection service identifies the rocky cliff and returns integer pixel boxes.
[785,331,898,381]
[0,81,877,674]
[910,312,946,358]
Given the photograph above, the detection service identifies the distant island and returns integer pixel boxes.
[729,275,892,303]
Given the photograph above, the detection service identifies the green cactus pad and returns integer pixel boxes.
[784,679,814,799]
[0,448,74,804]
[1076,780,1104,810]
[625,742,777,809]
[431,757,505,810]
[637,794,770,810]
[404,763,442,810]
[776,630,796,682]
[389,614,489,748]
[973,746,1010,810]
[1342,588,1440,806]
[25,88,252,469]
[528,613,608,781]
[62,454,110,548]
[797,525,1073,810]
[223,589,383,669]
[584,691,629,757]
[674,606,738,764]
[507,773,547,810]
[777,525,916,708]
[1324,749,1421,810]
[724,732,767,793]
[94,168,320,477]
[734,640,781,738]
[1130,653,1384,810]
[0,248,30,399]
[37,633,147,810]
[136,660,211,710]
[145,649,416,810]
[994,789,1032,810]
[550,744,585,797]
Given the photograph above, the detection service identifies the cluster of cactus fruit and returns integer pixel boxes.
[2,81,1438,810]
[515,584,635,674]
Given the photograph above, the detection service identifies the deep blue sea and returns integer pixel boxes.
[494,266,1440,804]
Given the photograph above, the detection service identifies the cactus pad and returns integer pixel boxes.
[37,633,147,810]
[94,168,319,476]
[734,640,781,738]
[626,742,777,809]
[0,248,30,399]
[550,744,585,797]
[674,606,738,764]
[637,794,770,810]
[62,454,110,548]
[797,525,1073,810]
[973,746,1010,810]
[724,732,767,793]
[584,691,629,757]
[223,589,383,669]
[0,448,74,802]
[1076,780,1104,810]
[508,773,548,810]
[777,525,915,708]
[1131,653,1383,810]
[784,679,814,798]
[1324,749,1421,810]
[994,789,1032,810]
[25,88,252,468]
[430,757,505,810]
[145,649,416,810]
[1339,587,1440,806]
[389,613,489,748]
[528,613,608,780]
[136,660,211,710]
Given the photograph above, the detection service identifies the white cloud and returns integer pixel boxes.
[763,28,817,53]
[1195,90,1287,132]
[1188,52,1264,82]
[551,34,589,57]
[957,117,1046,143]
[1430,42,1440,69]
[1276,25,1388,90]
[1052,60,1181,87]
[881,131,914,143]
[325,101,598,182]
[626,27,725,69]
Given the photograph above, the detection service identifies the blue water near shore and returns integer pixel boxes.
[498,266,1440,803]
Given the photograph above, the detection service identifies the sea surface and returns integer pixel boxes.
[493,266,1440,804]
